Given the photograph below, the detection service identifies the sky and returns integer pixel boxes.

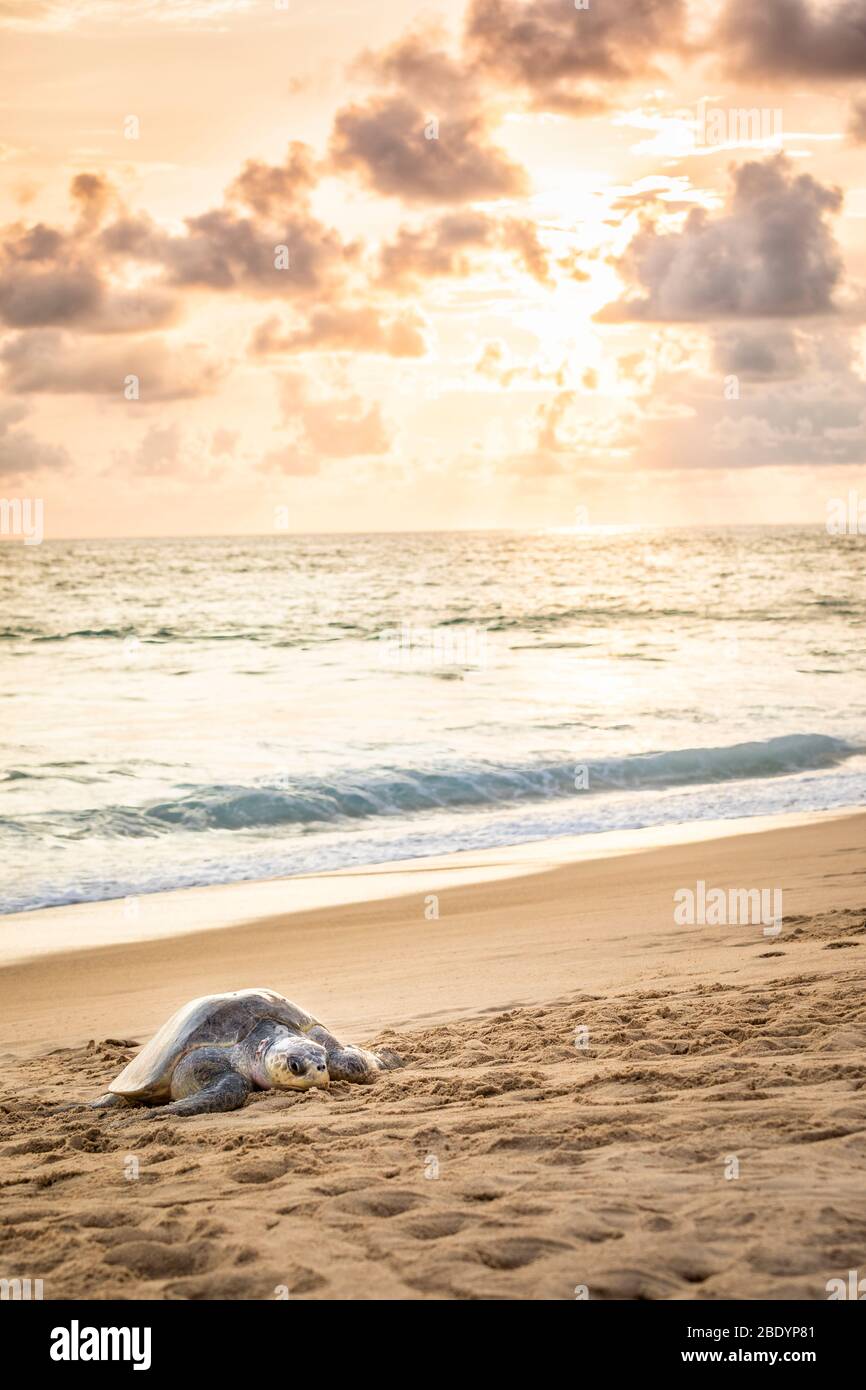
[2,0,866,536]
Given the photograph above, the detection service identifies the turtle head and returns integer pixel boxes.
[261,1036,329,1090]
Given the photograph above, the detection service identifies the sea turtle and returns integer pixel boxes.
[90,987,403,1117]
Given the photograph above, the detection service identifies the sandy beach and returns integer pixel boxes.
[6,0,866,1333]
[1,810,864,1301]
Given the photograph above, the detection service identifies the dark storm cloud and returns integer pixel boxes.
[714,0,866,80]
[598,157,844,322]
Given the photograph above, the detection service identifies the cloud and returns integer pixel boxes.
[124,146,348,296]
[0,254,103,327]
[475,339,509,379]
[464,0,687,113]
[114,418,246,477]
[606,324,866,469]
[157,207,343,292]
[715,0,866,80]
[377,211,496,289]
[474,338,565,387]
[536,390,578,452]
[330,93,527,204]
[848,96,866,141]
[0,329,224,399]
[259,443,322,476]
[113,419,234,477]
[0,188,179,331]
[712,328,810,380]
[130,421,184,475]
[0,401,70,478]
[598,157,844,322]
[330,29,527,205]
[210,427,238,457]
[0,144,349,342]
[260,372,392,474]
[646,393,866,469]
[70,172,116,232]
[352,29,474,109]
[492,386,640,478]
[376,210,551,289]
[282,378,389,458]
[500,218,552,285]
[226,143,320,218]
[251,305,428,357]
[0,1,253,31]
[88,289,181,334]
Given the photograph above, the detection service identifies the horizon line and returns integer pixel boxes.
[0,521,832,545]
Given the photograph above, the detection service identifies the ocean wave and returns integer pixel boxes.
[1,733,856,841]
[0,604,854,647]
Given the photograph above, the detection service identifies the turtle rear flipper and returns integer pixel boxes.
[90,1091,133,1110]
[52,1093,132,1113]
[374,1047,405,1071]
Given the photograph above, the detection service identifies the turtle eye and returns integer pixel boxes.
[289,1057,304,1075]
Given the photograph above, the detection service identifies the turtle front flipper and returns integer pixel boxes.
[308,1025,404,1083]
[151,1047,251,1117]
[152,1072,250,1117]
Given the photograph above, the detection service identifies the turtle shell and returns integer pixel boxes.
[106,988,317,1101]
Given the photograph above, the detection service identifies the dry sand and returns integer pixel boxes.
[1,811,865,1300]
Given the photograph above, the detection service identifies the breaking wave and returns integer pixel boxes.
[3,733,856,841]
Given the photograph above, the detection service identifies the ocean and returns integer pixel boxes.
[1,526,864,915]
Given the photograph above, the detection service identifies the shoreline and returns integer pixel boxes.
[1,806,863,1056]
[0,805,858,969]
